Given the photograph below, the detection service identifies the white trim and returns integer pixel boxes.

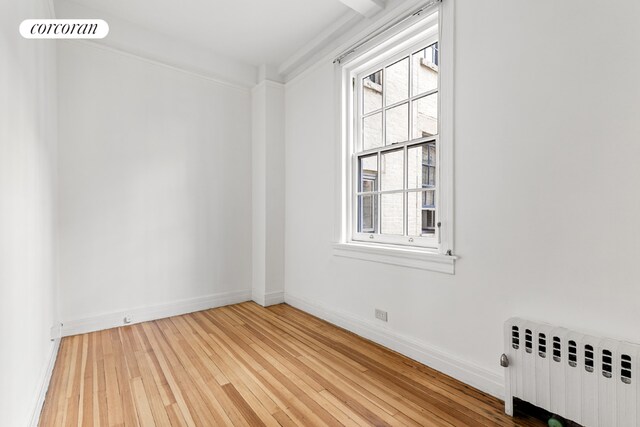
[335,1,455,260]
[333,242,455,274]
[282,0,440,84]
[284,293,504,399]
[333,61,349,245]
[339,0,385,18]
[253,290,286,307]
[278,12,361,78]
[61,289,251,337]
[54,0,257,88]
[335,0,441,65]
[264,291,285,306]
[253,79,286,93]
[437,0,455,255]
[62,40,252,93]
[29,339,61,427]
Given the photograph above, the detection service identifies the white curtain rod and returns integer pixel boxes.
[333,0,442,65]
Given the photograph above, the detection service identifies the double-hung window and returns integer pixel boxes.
[336,2,454,269]
[355,40,440,248]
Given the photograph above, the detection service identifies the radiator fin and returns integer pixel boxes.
[602,349,613,378]
[568,340,577,367]
[585,344,594,373]
[538,333,547,358]
[621,354,632,384]
[552,336,561,362]
[512,326,520,349]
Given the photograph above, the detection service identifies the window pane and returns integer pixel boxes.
[423,189,435,208]
[380,149,404,191]
[358,155,378,192]
[412,43,438,96]
[385,103,408,145]
[412,94,438,138]
[380,192,403,235]
[358,194,378,233]
[363,70,383,114]
[407,142,436,189]
[408,191,436,236]
[363,112,382,150]
[385,57,409,106]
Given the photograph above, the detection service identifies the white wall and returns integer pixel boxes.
[0,1,59,425]
[284,0,640,397]
[57,42,253,327]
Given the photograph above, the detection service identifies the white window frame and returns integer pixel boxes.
[333,0,455,273]
[352,37,440,248]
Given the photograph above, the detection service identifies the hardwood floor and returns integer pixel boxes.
[40,302,544,426]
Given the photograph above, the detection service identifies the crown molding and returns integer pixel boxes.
[54,0,258,88]
[278,0,430,84]
[63,40,253,93]
[277,11,361,78]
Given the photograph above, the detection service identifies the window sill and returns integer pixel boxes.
[332,242,456,274]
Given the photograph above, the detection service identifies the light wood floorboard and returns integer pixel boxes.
[39,302,544,426]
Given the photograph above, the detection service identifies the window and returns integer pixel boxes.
[353,29,441,248]
[335,3,454,271]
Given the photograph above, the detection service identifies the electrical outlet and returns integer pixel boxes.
[375,309,388,322]
[123,315,132,324]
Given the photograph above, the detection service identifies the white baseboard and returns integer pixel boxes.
[252,290,285,307]
[284,293,504,399]
[29,338,61,427]
[265,290,285,306]
[61,289,251,337]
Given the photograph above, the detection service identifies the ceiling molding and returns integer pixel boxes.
[258,64,285,84]
[278,0,430,84]
[54,0,258,88]
[63,40,252,93]
[339,0,385,18]
[278,11,361,78]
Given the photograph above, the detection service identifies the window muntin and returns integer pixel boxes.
[354,39,440,248]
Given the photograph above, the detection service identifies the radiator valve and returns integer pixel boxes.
[500,353,509,368]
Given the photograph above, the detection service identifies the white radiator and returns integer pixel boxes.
[503,318,640,426]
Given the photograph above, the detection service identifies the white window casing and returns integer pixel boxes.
[333,0,455,274]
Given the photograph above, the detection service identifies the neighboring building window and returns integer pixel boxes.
[359,169,378,233]
[421,141,436,234]
[353,37,441,248]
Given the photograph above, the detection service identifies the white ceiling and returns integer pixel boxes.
[65,0,355,68]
